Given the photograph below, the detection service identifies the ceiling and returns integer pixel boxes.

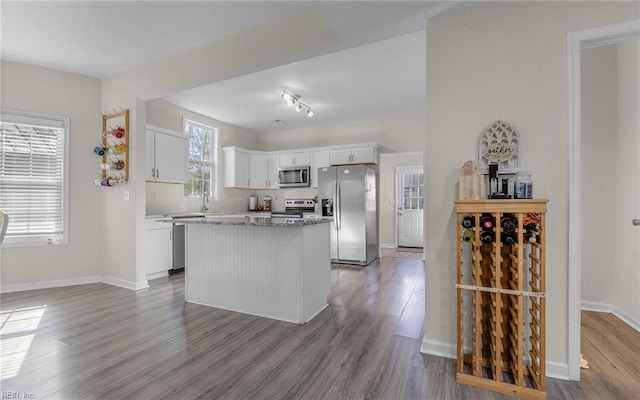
[1,1,475,133]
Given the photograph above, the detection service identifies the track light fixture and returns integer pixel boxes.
[281,90,314,118]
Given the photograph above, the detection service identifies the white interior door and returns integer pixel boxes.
[397,166,424,248]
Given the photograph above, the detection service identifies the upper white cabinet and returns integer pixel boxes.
[310,150,330,188]
[223,143,377,189]
[279,152,310,167]
[330,145,378,165]
[223,147,250,188]
[249,154,268,189]
[146,126,189,184]
[268,155,280,188]
[249,154,279,189]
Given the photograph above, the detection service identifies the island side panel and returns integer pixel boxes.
[185,223,304,323]
[302,223,331,322]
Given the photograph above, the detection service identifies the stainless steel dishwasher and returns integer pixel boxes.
[171,222,185,275]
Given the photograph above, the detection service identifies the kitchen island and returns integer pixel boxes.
[178,215,331,324]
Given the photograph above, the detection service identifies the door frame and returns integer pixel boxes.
[395,165,424,248]
[566,18,640,381]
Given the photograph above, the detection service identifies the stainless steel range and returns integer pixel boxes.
[270,199,316,218]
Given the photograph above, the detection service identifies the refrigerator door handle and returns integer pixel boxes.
[336,181,341,231]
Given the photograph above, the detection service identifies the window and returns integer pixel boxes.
[0,110,69,246]
[401,171,424,210]
[183,119,218,201]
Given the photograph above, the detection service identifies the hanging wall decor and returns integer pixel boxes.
[478,120,520,174]
[94,109,129,186]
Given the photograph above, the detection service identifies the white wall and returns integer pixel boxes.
[614,39,640,325]
[580,44,618,306]
[581,40,640,329]
[423,1,639,378]
[256,113,426,153]
[1,61,104,289]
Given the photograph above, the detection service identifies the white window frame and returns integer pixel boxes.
[0,109,70,247]
[183,118,219,201]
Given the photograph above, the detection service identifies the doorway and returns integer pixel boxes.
[396,165,424,248]
[567,19,640,380]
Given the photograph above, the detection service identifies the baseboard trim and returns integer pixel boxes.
[0,275,103,293]
[102,276,149,291]
[420,336,570,380]
[379,243,396,249]
[580,300,613,313]
[1,275,149,293]
[546,361,570,381]
[581,301,640,333]
[419,337,456,359]
[145,271,168,281]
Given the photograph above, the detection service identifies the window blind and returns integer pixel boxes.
[0,115,66,243]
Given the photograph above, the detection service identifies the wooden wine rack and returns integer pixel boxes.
[455,199,547,399]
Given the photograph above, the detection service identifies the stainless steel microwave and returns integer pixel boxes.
[278,166,311,187]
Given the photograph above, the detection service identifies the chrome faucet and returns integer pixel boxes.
[201,190,209,213]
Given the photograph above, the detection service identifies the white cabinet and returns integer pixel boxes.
[249,154,268,188]
[145,219,172,279]
[223,147,250,188]
[268,155,280,188]
[224,143,377,188]
[330,145,378,165]
[279,152,310,167]
[249,154,280,188]
[146,127,189,183]
[310,150,330,188]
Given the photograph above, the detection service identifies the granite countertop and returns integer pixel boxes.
[155,215,329,227]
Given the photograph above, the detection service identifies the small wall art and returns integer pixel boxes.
[477,120,520,174]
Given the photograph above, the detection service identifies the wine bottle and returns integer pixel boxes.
[461,215,475,229]
[501,215,516,233]
[480,214,494,229]
[524,222,539,232]
[480,230,494,244]
[461,229,475,242]
[501,232,516,244]
[524,232,538,243]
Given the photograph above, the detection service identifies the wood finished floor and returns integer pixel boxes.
[1,255,639,399]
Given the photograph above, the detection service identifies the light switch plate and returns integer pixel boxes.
[124,190,130,201]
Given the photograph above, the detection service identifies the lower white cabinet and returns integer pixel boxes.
[145,219,172,279]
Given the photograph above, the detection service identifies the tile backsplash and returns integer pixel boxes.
[146,182,319,215]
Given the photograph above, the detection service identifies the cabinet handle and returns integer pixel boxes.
[157,169,160,179]
[633,219,640,226]
[152,168,155,178]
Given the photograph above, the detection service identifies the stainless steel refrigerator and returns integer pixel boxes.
[318,165,377,265]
